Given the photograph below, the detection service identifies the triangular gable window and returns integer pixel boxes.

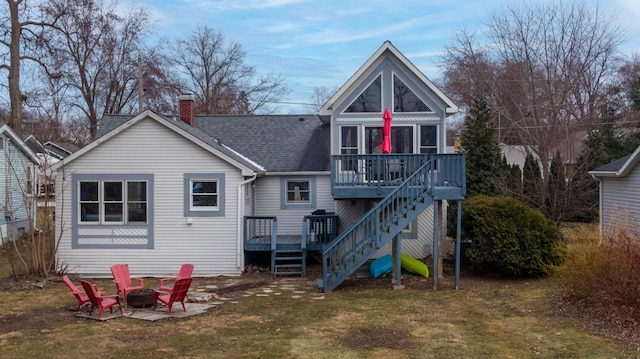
[394,75,431,112]
[344,75,382,113]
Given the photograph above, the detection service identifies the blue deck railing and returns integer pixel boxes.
[244,216,277,251]
[244,214,339,251]
[331,153,466,198]
[302,214,339,250]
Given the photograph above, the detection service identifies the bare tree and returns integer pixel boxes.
[45,0,163,139]
[0,0,64,137]
[445,1,623,174]
[443,1,624,220]
[171,25,288,115]
[307,86,335,113]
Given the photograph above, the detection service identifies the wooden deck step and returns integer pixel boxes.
[272,248,306,277]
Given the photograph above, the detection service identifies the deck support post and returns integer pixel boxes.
[455,200,462,290]
[432,200,439,289]
[392,234,404,289]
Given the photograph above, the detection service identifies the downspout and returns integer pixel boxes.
[591,173,603,244]
[237,174,257,269]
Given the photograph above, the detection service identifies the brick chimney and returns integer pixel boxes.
[178,94,195,126]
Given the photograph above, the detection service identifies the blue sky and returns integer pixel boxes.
[139,0,640,114]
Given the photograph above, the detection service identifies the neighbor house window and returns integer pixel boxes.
[79,180,148,224]
[280,177,316,210]
[183,173,225,217]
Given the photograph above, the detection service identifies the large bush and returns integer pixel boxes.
[461,195,566,276]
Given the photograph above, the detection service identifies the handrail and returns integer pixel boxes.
[331,153,466,196]
[321,158,435,292]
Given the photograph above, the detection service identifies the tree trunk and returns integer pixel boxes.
[8,0,23,137]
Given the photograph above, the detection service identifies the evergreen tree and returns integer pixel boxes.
[461,97,504,197]
[507,161,522,198]
[546,151,567,223]
[522,153,543,211]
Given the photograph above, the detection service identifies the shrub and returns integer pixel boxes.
[461,195,566,276]
[562,223,640,309]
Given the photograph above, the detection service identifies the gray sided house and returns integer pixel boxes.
[0,125,40,243]
[589,145,640,237]
[53,41,466,291]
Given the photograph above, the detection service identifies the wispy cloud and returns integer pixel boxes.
[298,15,435,46]
[183,0,305,11]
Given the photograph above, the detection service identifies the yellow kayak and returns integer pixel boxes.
[400,254,429,278]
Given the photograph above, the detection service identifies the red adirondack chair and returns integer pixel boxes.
[110,264,144,304]
[62,275,90,311]
[153,277,192,315]
[159,263,194,292]
[80,280,122,318]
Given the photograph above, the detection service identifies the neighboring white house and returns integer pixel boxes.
[0,125,40,243]
[589,145,640,238]
[52,41,464,281]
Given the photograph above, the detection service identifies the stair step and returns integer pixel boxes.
[274,264,304,268]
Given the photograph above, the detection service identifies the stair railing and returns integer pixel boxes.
[320,156,435,292]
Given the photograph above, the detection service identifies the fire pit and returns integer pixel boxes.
[126,288,156,308]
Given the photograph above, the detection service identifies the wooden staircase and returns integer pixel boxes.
[272,246,306,276]
[318,160,436,292]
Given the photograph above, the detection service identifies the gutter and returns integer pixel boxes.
[237,174,257,269]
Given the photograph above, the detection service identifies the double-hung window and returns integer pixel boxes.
[286,179,310,204]
[190,180,219,210]
[183,173,225,217]
[280,177,316,210]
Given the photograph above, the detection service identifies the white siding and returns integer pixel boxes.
[56,118,245,277]
[601,168,640,235]
[254,175,334,235]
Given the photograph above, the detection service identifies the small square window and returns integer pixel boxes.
[286,180,310,203]
[191,180,219,209]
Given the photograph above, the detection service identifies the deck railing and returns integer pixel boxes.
[244,216,277,251]
[302,214,339,247]
[331,153,466,194]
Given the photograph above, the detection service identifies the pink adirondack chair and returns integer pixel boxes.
[153,277,192,315]
[80,280,122,318]
[110,264,144,304]
[62,275,90,311]
[159,263,194,292]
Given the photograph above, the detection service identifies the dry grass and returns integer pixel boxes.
[0,261,637,358]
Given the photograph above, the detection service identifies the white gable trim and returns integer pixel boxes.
[319,41,458,117]
[0,125,41,164]
[51,110,257,176]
